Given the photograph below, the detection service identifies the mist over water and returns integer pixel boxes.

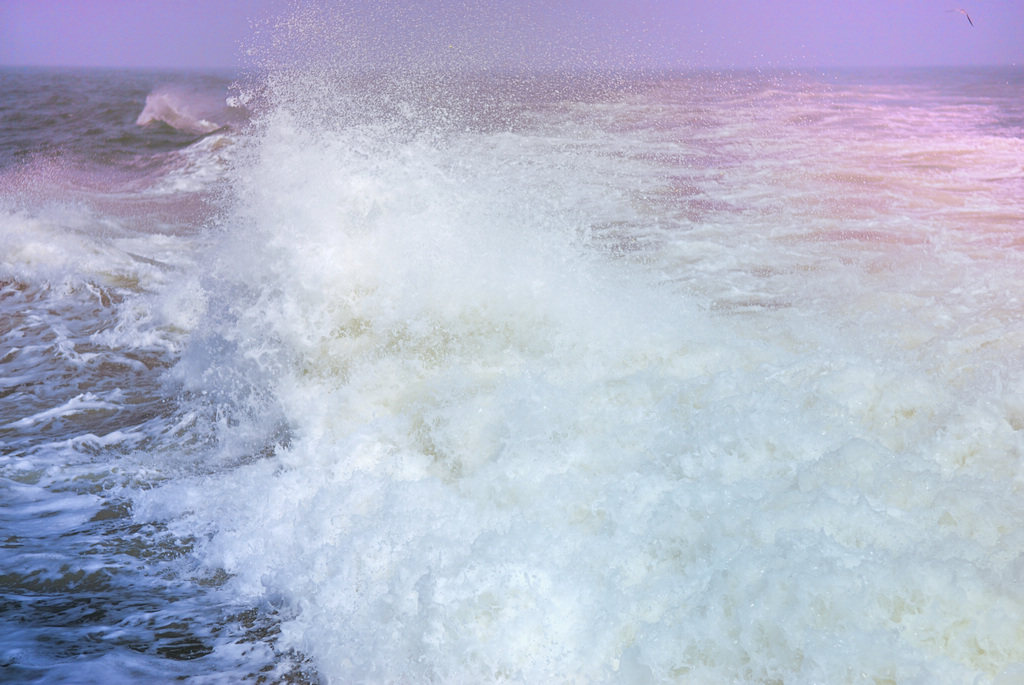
[2,5,1024,684]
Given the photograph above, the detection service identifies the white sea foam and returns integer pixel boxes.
[134,66,1024,683]
[140,132,237,196]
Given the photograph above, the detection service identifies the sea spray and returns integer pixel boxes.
[3,14,1022,683]
[134,30,1024,685]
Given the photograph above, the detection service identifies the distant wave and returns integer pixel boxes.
[136,85,242,135]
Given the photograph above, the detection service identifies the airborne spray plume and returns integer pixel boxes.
[131,3,1024,684]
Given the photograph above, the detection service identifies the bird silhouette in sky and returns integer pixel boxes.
[949,8,974,26]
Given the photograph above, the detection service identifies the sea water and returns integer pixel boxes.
[2,38,1024,685]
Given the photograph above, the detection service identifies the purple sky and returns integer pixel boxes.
[0,1,1020,71]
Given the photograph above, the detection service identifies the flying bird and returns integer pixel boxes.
[948,8,974,26]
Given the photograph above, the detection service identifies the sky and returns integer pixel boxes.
[0,0,1021,71]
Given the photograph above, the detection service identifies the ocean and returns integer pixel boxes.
[1,59,1023,684]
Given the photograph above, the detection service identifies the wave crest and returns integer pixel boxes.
[136,85,241,135]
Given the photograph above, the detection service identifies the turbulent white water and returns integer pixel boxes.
[2,50,1023,685]
[125,66,1024,683]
